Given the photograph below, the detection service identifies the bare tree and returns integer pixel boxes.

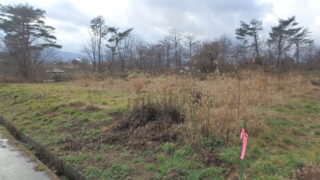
[167,28,183,71]
[117,35,135,71]
[82,33,98,72]
[218,35,233,62]
[89,16,108,72]
[184,33,197,59]
[160,38,172,69]
[194,41,222,73]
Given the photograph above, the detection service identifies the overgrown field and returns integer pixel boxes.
[0,71,320,180]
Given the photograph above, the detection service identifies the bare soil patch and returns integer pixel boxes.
[293,166,320,180]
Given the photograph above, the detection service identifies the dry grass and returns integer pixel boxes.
[73,73,131,92]
[73,72,95,87]
[72,70,317,145]
[0,75,14,86]
[1,70,320,179]
[124,71,317,145]
[130,79,145,94]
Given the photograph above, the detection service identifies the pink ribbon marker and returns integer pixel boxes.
[240,128,248,160]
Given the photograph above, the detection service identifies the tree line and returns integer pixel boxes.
[84,16,319,74]
[1,4,320,82]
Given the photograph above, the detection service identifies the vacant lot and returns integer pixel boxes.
[0,71,320,180]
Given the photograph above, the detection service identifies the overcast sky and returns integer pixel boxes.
[2,0,320,52]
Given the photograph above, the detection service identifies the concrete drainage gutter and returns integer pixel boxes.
[0,117,86,180]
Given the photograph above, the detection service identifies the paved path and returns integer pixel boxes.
[0,133,53,180]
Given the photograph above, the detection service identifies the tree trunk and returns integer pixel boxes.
[295,42,300,64]
[254,32,260,58]
[277,36,283,67]
[108,49,115,72]
[92,61,96,72]
[97,26,103,73]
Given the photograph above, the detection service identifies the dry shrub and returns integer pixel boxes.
[156,81,180,95]
[73,71,300,146]
[83,104,100,112]
[74,73,95,87]
[117,96,183,131]
[144,79,152,85]
[63,139,82,151]
[0,75,7,86]
[0,74,19,84]
[255,76,269,91]
[69,101,86,107]
[309,75,320,87]
[144,71,273,145]
[68,101,100,112]
[100,78,114,89]
[275,79,285,91]
[98,96,185,148]
[131,79,145,94]
[73,73,132,92]
[74,71,314,149]
[108,79,114,85]
[0,80,7,87]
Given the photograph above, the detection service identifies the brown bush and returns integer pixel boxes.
[115,98,184,143]
[72,71,315,149]
[73,72,95,87]
[131,79,145,94]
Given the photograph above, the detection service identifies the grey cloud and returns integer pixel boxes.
[126,0,272,41]
[46,0,91,28]
[2,0,273,52]
[35,0,273,50]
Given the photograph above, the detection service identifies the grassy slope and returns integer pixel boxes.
[0,73,320,180]
[0,82,223,180]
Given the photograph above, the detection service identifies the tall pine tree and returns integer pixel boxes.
[0,4,61,81]
[236,19,263,59]
[269,16,302,66]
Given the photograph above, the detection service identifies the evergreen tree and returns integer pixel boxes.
[269,16,302,66]
[0,4,61,80]
[290,28,313,63]
[106,27,133,71]
[236,19,263,58]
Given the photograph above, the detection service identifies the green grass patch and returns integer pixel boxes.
[266,117,293,127]
[273,99,320,115]
[202,135,224,151]
[162,142,176,153]
[63,153,90,166]
[103,163,131,180]
[309,123,320,129]
[1,82,320,180]
[132,158,142,164]
[250,161,278,176]
[84,166,104,179]
[219,147,240,165]
[145,164,157,171]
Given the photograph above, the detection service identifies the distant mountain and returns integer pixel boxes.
[42,49,83,62]
[55,50,83,61]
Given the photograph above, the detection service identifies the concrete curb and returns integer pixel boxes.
[0,117,86,180]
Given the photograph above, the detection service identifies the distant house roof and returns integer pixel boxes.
[180,65,190,71]
[46,68,65,73]
[72,58,82,62]
[72,58,83,66]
